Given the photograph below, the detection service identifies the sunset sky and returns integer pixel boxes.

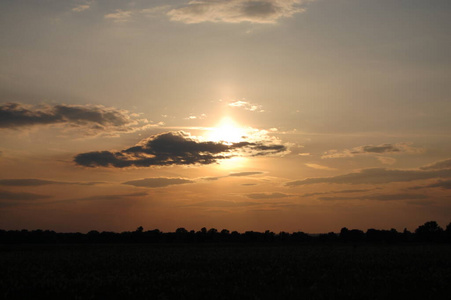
[1,0,450,233]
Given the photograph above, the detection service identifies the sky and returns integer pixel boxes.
[0,0,450,233]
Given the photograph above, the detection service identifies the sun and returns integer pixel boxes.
[207,117,246,144]
[204,116,250,169]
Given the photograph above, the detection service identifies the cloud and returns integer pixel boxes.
[202,176,222,181]
[410,180,451,190]
[104,9,133,23]
[72,4,90,12]
[305,163,336,171]
[319,193,429,202]
[364,193,428,201]
[423,180,451,190]
[123,178,195,188]
[246,192,291,199]
[377,156,397,165]
[47,192,148,205]
[289,159,451,187]
[301,189,372,197]
[228,100,264,112]
[140,6,172,16]
[0,103,152,135]
[202,171,263,181]
[298,153,311,156]
[0,191,147,208]
[322,143,422,159]
[0,179,102,186]
[229,171,263,177]
[75,131,286,168]
[186,200,261,207]
[286,168,451,186]
[167,0,309,24]
[64,192,147,202]
[184,114,207,120]
[0,190,51,201]
[420,159,451,170]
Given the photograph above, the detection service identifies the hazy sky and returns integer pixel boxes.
[1,0,450,233]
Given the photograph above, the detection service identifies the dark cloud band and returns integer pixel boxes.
[0,190,51,201]
[0,103,146,134]
[75,131,286,168]
[0,179,102,186]
[123,178,194,188]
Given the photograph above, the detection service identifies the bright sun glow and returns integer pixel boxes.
[207,117,246,144]
[205,117,250,168]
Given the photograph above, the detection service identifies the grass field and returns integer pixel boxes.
[1,243,450,299]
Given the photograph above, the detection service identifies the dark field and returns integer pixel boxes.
[1,244,450,299]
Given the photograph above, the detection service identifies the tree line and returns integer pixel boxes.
[0,221,450,244]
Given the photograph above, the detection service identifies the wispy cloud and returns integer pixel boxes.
[184,114,207,120]
[186,200,260,207]
[298,153,311,156]
[229,171,263,177]
[123,178,195,188]
[75,131,286,168]
[301,189,373,197]
[0,179,102,187]
[140,6,173,16]
[376,156,397,165]
[246,192,291,199]
[322,143,422,159]
[49,192,148,205]
[305,163,336,171]
[104,9,133,23]
[410,179,451,190]
[0,190,51,201]
[228,100,264,112]
[202,171,264,181]
[72,4,90,13]
[287,159,451,186]
[318,193,429,202]
[420,159,451,170]
[168,0,311,24]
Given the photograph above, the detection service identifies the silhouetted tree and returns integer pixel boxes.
[2,220,450,244]
[87,230,100,242]
[175,228,189,242]
[445,222,451,242]
[230,231,240,242]
[415,221,444,242]
[319,232,337,242]
[264,230,275,242]
[176,227,188,234]
[207,228,217,235]
[292,231,310,242]
[278,231,290,242]
[402,228,413,242]
[340,227,364,242]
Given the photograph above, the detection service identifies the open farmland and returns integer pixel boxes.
[1,243,450,299]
